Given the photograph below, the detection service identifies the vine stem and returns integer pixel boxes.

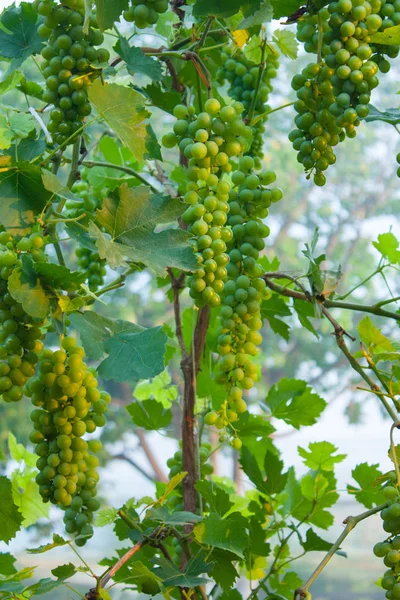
[390,422,400,487]
[250,101,295,127]
[294,503,389,599]
[82,161,160,193]
[246,36,267,124]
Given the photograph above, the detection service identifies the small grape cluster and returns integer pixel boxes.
[0,231,48,403]
[205,156,283,447]
[67,178,107,292]
[123,0,168,28]
[167,443,213,512]
[162,98,253,308]
[373,476,400,599]
[292,0,399,185]
[218,47,280,166]
[33,0,110,146]
[396,151,400,177]
[25,337,110,545]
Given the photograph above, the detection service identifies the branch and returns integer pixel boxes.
[294,503,389,599]
[168,268,188,359]
[136,429,168,483]
[111,453,156,483]
[82,160,161,193]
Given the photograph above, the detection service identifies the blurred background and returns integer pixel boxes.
[0,1,400,598]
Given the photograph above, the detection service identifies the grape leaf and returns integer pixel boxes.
[0,70,24,96]
[98,326,168,382]
[8,432,37,468]
[148,506,203,525]
[293,298,319,338]
[6,132,46,162]
[358,315,394,354]
[371,24,400,45]
[236,0,272,28]
[298,441,346,472]
[8,254,50,319]
[88,81,150,164]
[193,0,247,18]
[364,105,400,125]
[265,378,327,429]
[270,0,303,19]
[243,35,262,63]
[27,534,68,554]
[300,528,334,552]
[94,0,129,30]
[34,262,87,292]
[51,563,76,580]
[194,513,248,558]
[154,553,212,587]
[195,481,233,517]
[0,162,52,234]
[95,508,118,527]
[11,474,49,528]
[41,170,82,203]
[240,447,288,495]
[94,184,198,274]
[143,83,182,115]
[0,3,43,68]
[273,29,299,59]
[261,295,291,341]
[284,468,338,529]
[0,553,17,576]
[24,578,64,595]
[127,398,172,430]
[347,463,385,509]
[114,38,162,81]
[0,476,23,543]
[209,550,239,592]
[373,232,400,263]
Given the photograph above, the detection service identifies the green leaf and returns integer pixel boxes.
[270,0,303,18]
[301,528,334,552]
[0,162,52,234]
[34,262,87,292]
[371,24,400,45]
[195,481,233,517]
[154,552,212,587]
[6,132,46,162]
[240,448,266,491]
[0,70,24,96]
[264,451,288,494]
[298,441,346,471]
[88,222,129,269]
[243,35,262,63]
[0,3,43,66]
[51,563,76,580]
[0,553,17,576]
[144,83,182,115]
[114,38,162,80]
[193,0,245,18]
[8,432,36,468]
[0,476,23,543]
[194,513,248,558]
[8,254,50,319]
[126,398,172,430]
[27,534,67,554]
[237,0,273,28]
[373,232,400,263]
[88,81,150,164]
[148,506,203,525]
[265,378,326,429]
[69,312,143,360]
[145,123,162,161]
[209,550,239,592]
[347,463,385,509]
[11,471,49,527]
[95,507,118,527]
[94,0,129,30]
[364,105,400,125]
[155,9,180,37]
[261,295,291,341]
[41,169,82,203]
[293,298,319,338]
[235,413,275,465]
[24,577,63,596]
[98,326,167,383]
[95,184,198,274]
[358,315,395,354]
[272,29,299,59]
[133,370,177,408]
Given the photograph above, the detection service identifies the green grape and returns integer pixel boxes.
[24,339,111,543]
[217,46,280,166]
[123,0,168,27]
[373,474,400,593]
[292,0,399,185]
[163,99,253,308]
[34,0,110,146]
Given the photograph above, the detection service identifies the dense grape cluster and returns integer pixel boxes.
[0,232,48,403]
[373,476,400,598]
[33,0,110,146]
[123,0,168,28]
[67,178,107,292]
[162,98,253,308]
[218,47,280,166]
[167,443,213,512]
[292,0,399,185]
[204,156,283,447]
[25,337,110,545]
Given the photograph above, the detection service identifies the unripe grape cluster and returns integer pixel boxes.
[33,0,110,146]
[123,0,168,28]
[0,231,48,403]
[25,337,110,545]
[218,47,280,166]
[67,178,107,292]
[167,443,213,512]
[292,0,399,186]
[373,475,400,599]
[205,156,283,447]
[162,98,253,308]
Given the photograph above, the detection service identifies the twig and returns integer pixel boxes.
[168,268,188,358]
[390,422,400,487]
[82,161,160,193]
[112,453,156,483]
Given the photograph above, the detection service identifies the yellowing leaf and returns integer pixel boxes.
[158,472,187,505]
[232,29,249,48]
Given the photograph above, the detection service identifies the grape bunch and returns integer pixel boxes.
[292,0,399,185]
[218,47,280,166]
[167,443,213,512]
[162,98,253,308]
[123,0,168,28]
[25,337,110,545]
[204,156,283,447]
[0,231,48,403]
[66,178,107,292]
[33,0,110,146]
[373,476,400,598]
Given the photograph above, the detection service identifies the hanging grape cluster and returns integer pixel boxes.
[67,177,107,292]
[205,156,283,447]
[291,0,399,186]
[25,337,110,545]
[0,232,48,403]
[33,0,110,146]
[162,98,253,308]
[218,46,280,166]
[373,475,400,599]
[123,0,168,27]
